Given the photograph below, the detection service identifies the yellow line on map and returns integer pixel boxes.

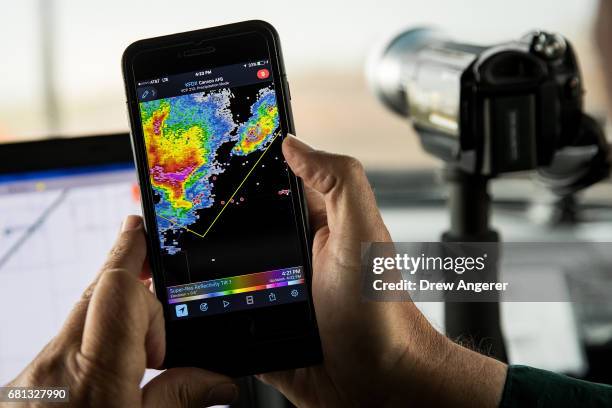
[158,131,281,239]
[158,214,206,238]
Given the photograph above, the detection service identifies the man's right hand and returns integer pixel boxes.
[260,135,507,408]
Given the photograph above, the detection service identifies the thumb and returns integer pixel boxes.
[101,214,148,274]
[59,215,150,344]
[79,216,165,379]
[142,368,238,408]
[282,134,389,242]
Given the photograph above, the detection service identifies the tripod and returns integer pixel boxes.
[442,167,508,362]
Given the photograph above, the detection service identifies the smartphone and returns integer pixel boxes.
[122,20,321,376]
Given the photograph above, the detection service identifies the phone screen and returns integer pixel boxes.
[135,58,307,321]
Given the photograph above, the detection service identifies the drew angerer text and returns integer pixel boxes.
[372,279,508,293]
[370,254,509,294]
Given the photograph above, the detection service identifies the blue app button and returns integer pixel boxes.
[175,304,188,317]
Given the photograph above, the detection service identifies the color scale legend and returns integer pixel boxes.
[167,266,304,304]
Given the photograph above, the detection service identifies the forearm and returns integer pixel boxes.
[388,326,507,408]
[392,325,612,408]
[435,342,507,407]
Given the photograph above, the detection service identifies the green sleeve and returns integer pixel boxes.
[500,365,612,407]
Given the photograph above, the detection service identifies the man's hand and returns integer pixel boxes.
[259,135,507,407]
[6,216,237,408]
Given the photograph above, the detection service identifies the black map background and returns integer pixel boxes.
[153,82,303,286]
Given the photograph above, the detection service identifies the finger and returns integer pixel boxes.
[101,214,147,276]
[79,270,165,379]
[282,135,389,242]
[142,368,238,408]
[78,218,164,375]
[143,290,166,370]
[258,368,338,407]
[140,255,152,280]
[303,185,327,233]
[58,215,146,345]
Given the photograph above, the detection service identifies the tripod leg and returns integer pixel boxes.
[442,168,507,362]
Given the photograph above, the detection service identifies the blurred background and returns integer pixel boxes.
[0,0,608,168]
[2,0,612,403]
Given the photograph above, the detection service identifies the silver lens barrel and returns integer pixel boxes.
[367,28,483,137]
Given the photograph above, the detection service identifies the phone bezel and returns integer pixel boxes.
[122,20,321,375]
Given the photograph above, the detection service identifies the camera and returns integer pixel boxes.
[368,28,611,360]
[369,28,608,191]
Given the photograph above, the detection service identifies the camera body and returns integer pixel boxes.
[369,28,607,183]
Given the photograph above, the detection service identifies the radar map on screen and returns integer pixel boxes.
[139,85,280,255]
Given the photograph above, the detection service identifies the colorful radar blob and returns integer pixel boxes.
[232,88,279,156]
[140,86,279,254]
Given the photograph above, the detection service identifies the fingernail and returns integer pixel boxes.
[121,215,142,232]
[206,383,238,405]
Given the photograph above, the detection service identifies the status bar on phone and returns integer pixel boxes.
[136,61,273,102]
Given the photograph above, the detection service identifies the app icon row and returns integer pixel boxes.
[174,286,302,318]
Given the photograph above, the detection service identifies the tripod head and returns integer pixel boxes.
[368,28,609,196]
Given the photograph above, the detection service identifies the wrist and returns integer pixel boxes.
[388,320,507,408]
[437,341,507,407]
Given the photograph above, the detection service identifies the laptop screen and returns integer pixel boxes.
[0,148,139,383]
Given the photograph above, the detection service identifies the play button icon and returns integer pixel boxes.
[223,300,230,308]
